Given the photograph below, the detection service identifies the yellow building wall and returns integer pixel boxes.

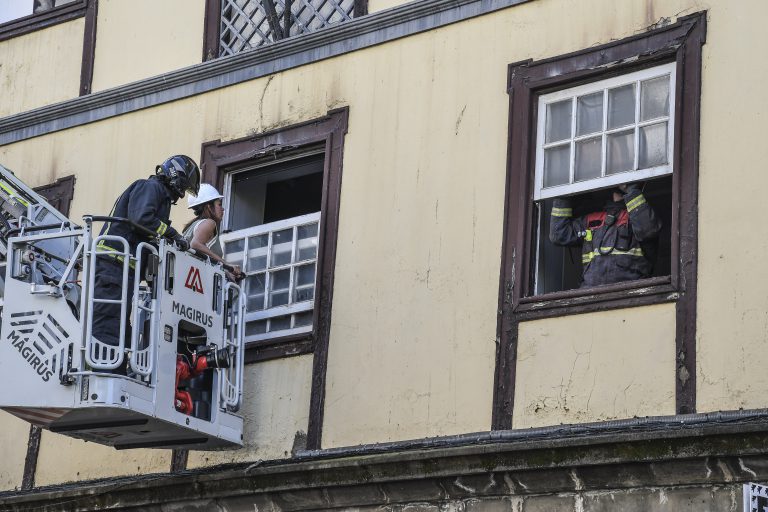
[0,0,762,482]
[0,413,31,491]
[513,305,677,429]
[187,354,314,468]
[368,0,413,13]
[34,434,171,486]
[695,1,768,413]
[90,0,206,92]
[0,19,84,118]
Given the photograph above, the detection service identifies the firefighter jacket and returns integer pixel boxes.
[98,176,178,265]
[549,186,662,287]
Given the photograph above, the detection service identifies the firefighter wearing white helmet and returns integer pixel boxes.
[183,184,244,281]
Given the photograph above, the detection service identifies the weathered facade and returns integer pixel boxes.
[0,0,766,510]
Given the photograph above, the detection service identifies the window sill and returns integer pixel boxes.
[515,275,677,320]
[244,332,314,364]
[0,1,87,43]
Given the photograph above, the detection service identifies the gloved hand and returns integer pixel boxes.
[173,235,190,252]
[623,183,643,195]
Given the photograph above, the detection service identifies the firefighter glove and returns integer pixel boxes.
[173,235,190,252]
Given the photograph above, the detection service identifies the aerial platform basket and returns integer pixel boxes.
[0,164,246,450]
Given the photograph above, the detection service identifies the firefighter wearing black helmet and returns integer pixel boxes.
[92,155,201,354]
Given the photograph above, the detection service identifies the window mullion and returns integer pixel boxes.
[288,225,298,307]
[264,231,274,311]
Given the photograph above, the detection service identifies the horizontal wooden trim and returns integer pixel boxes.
[0,0,532,146]
[244,334,313,363]
[515,283,678,322]
[0,1,87,43]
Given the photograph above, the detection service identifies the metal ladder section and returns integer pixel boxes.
[221,281,245,410]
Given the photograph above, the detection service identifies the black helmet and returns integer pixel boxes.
[156,155,201,200]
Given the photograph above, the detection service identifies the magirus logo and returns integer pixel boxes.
[184,266,204,294]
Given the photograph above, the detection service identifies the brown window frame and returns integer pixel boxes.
[0,0,98,97]
[203,0,369,61]
[200,108,348,364]
[493,13,706,429]
[33,174,76,217]
[0,0,87,42]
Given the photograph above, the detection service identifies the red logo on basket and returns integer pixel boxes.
[184,267,204,294]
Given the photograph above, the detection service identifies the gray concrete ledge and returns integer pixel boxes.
[1,412,768,511]
[0,0,531,147]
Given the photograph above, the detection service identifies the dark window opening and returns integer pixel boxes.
[228,153,324,231]
[534,176,672,295]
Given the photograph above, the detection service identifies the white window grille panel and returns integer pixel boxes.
[220,0,356,57]
[221,212,320,343]
[534,62,676,200]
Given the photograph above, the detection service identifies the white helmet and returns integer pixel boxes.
[187,183,223,209]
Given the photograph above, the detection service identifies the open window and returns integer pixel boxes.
[201,108,347,362]
[533,63,675,294]
[493,14,705,427]
[221,152,324,342]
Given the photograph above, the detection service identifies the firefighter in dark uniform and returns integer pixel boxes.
[549,183,661,287]
[92,155,201,348]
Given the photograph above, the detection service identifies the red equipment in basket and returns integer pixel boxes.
[174,347,230,415]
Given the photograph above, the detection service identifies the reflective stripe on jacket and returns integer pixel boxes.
[549,188,662,287]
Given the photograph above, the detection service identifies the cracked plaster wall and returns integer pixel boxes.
[0,18,84,118]
[513,304,676,429]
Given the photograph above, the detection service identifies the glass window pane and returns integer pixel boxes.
[269,315,291,332]
[640,76,670,121]
[575,137,602,182]
[294,311,313,328]
[268,268,290,307]
[297,223,318,262]
[576,92,603,136]
[545,100,572,143]
[245,320,267,336]
[543,145,571,188]
[295,287,315,303]
[247,234,268,271]
[224,239,245,260]
[270,229,294,267]
[294,264,316,302]
[639,122,668,168]
[295,263,316,287]
[246,274,266,311]
[608,84,636,129]
[606,130,635,174]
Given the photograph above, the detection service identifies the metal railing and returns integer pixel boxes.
[84,234,131,370]
[129,242,159,377]
[220,281,245,410]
